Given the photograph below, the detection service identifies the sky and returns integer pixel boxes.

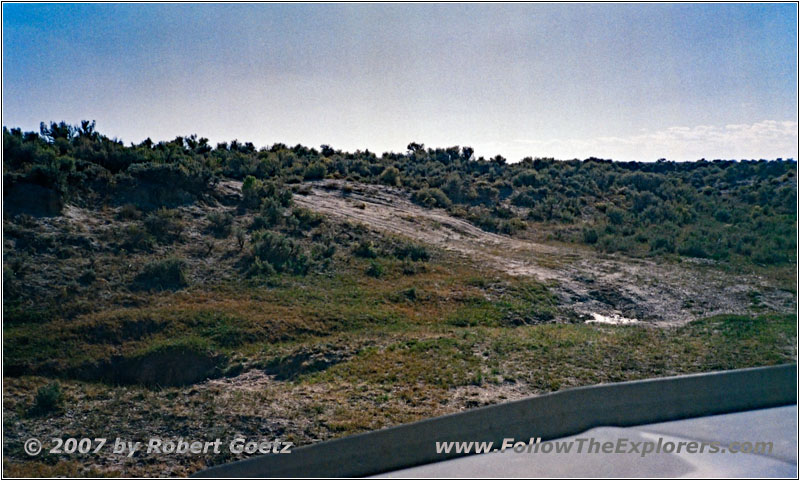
[2,3,798,161]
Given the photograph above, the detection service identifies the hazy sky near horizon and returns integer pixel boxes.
[3,3,798,161]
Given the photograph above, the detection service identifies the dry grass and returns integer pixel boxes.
[3,189,795,477]
[3,312,794,476]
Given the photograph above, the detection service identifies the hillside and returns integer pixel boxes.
[2,122,797,476]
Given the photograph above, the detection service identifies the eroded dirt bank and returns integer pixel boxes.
[287,180,794,326]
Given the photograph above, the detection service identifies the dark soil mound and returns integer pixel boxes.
[74,346,224,387]
[3,182,63,217]
[264,346,349,380]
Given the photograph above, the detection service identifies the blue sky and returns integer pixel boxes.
[3,3,797,161]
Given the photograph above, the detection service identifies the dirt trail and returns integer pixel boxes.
[230,179,793,326]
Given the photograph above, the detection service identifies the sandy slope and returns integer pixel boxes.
[286,180,794,326]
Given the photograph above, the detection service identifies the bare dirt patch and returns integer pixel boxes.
[288,180,795,326]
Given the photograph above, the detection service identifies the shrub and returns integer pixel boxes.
[249,257,277,277]
[714,209,732,223]
[510,189,540,208]
[144,208,183,243]
[598,235,634,253]
[474,182,499,205]
[312,242,336,259]
[126,161,212,196]
[582,227,599,244]
[492,206,515,219]
[394,242,430,261]
[512,170,540,187]
[242,175,263,208]
[678,240,709,259]
[401,260,427,275]
[233,226,246,250]
[303,162,327,180]
[249,230,309,276]
[472,214,499,232]
[294,184,312,195]
[607,207,625,225]
[291,207,324,231]
[632,192,658,213]
[353,240,378,259]
[120,224,155,252]
[379,166,401,186]
[117,203,141,220]
[499,218,527,235]
[412,188,451,208]
[242,177,292,210]
[650,236,675,253]
[133,257,188,291]
[250,198,284,231]
[29,382,64,416]
[207,211,234,238]
[751,244,787,265]
[78,268,96,285]
[458,206,525,234]
[366,261,384,278]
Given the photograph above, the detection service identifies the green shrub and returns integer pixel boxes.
[207,211,234,238]
[249,230,309,276]
[650,236,675,253]
[499,218,527,235]
[120,224,155,252]
[582,227,599,244]
[242,177,292,210]
[401,260,427,275]
[412,188,451,208]
[144,208,183,243]
[233,226,246,250]
[456,206,527,235]
[752,244,788,265]
[714,209,732,223]
[126,161,213,196]
[291,207,324,231]
[242,175,263,208]
[394,242,430,261]
[366,261,384,278]
[250,198,284,231]
[133,257,188,291]
[474,182,499,205]
[311,242,336,260]
[379,166,401,186]
[607,207,625,225]
[78,268,96,285]
[249,257,277,276]
[678,239,709,258]
[598,234,634,253]
[512,170,540,187]
[117,203,141,220]
[353,240,378,258]
[29,382,64,416]
[303,162,327,180]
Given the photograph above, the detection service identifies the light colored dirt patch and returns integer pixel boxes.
[447,381,538,409]
[287,180,795,326]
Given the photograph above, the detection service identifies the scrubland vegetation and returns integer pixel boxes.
[4,121,796,265]
[2,122,796,476]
